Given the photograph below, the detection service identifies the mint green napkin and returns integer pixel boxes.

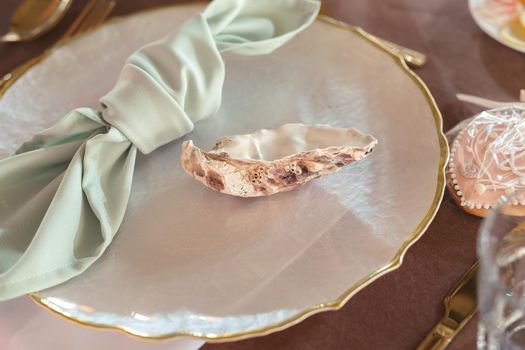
[0,0,320,302]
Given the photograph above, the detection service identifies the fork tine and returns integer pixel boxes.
[97,0,117,25]
[57,0,114,46]
[61,0,99,40]
[86,0,116,33]
[76,0,115,34]
[73,0,109,35]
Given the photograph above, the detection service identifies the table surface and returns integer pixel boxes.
[2,0,524,349]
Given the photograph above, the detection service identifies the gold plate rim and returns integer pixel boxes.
[0,4,449,343]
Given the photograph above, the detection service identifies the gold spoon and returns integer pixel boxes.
[1,0,73,42]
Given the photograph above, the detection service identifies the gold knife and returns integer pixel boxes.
[416,261,479,350]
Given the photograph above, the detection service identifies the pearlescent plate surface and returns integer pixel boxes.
[0,4,447,341]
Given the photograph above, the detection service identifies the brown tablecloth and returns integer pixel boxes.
[1,0,525,349]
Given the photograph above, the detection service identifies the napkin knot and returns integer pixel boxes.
[100,0,321,154]
[101,15,224,154]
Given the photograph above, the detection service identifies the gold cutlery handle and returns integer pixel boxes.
[417,262,479,350]
[321,15,427,68]
[318,7,427,69]
[375,38,427,68]
[416,320,457,350]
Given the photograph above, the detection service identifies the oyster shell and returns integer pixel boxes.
[181,124,377,197]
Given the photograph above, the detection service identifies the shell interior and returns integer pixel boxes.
[213,124,377,161]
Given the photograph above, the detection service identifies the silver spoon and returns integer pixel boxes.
[1,0,73,42]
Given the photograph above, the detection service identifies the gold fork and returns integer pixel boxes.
[0,0,116,92]
[416,261,479,350]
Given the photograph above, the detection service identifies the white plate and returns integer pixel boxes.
[0,4,447,342]
[469,0,525,53]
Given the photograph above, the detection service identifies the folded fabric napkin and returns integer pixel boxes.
[0,0,320,301]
